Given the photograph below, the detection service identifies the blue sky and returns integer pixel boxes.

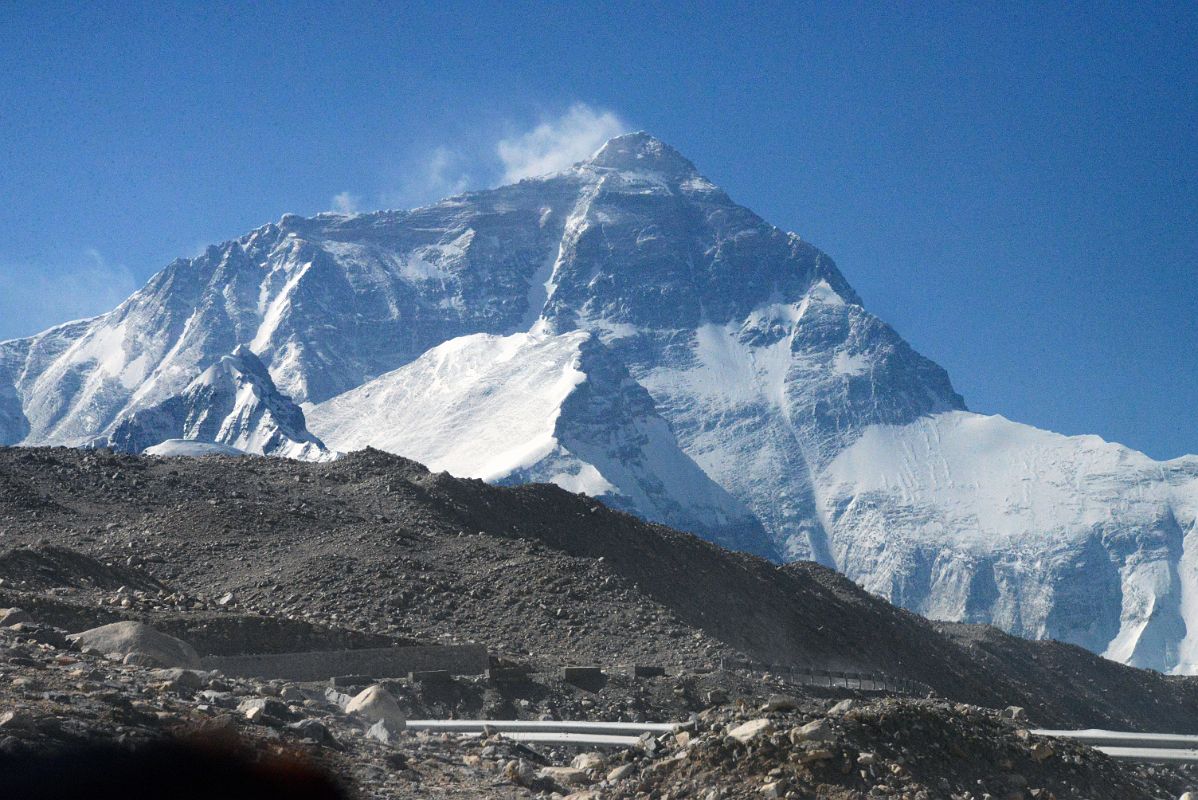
[1,2,1194,458]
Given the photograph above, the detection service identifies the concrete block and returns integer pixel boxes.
[562,666,603,682]
[630,665,665,678]
[487,666,531,683]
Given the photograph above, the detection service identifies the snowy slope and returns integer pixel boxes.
[144,439,248,457]
[308,329,779,558]
[103,346,332,461]
[818,411,1198,672]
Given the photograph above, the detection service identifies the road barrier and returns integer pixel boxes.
[405,718,678,748]
[1032,728,1198,764]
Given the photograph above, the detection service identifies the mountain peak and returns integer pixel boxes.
[585,131,699,178]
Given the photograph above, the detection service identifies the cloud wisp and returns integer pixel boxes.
[376,146,475,211]
[333,103,630,214]
[330,191,361,215]
[497,104,628,183]
[0,250,139,341]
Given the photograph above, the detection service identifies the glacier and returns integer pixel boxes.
[1,131,1195,671]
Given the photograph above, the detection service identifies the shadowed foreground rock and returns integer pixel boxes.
[0,737,346,800]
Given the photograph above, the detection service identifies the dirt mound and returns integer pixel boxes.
[631,697,1194,799]
[2,446,1198,733]
[0,545,163,591]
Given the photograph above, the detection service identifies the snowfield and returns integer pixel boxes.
[308,329,778,559]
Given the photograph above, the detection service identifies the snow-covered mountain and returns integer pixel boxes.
[306,328,778,559]
[2,132,1195,671]
[820,412,1198,671]
[102,346,331,461]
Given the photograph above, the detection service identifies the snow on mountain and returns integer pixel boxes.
[307,328,779,559]
[3,131,1197,670]
[102,345,332,461]
[818,411,1198,672]
[144,439,248,457]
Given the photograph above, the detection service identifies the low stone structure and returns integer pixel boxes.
[200,644,487,681]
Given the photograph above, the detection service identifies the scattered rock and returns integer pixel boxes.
[789,717,833,742]
[1030,741,1055,762]
[761,779,787,798]
[365,718,401,745]
[237,696,291,724]
[728,718,773,744]
[571,751,605,771]
[828,698,854,716]
[0,608,33,626]
[607,763,636,781]
[1003,705,1028,722]
[503,758,537,786]
[763,693,799,712]
[537,766,592,788]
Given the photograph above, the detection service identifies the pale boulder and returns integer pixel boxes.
[345,684,406,730]
[68,621,200,669]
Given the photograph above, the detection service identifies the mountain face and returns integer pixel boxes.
[306,328,779,559]
[2,132,1195,671]
[102,346,331,461]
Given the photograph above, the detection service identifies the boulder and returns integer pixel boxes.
[728,718,773,744]
[503,759,536,786]
[606,763,636,781]
[148,668,205,690]
[366,718,401,745]
[536,766,591,788]
[0,608,33,626]
[571,752,605,771]
[68,622,200,669]
[238,697,294,725]
[346,684,406,729]
[762,694,798,712]
[828,699,854,716]
[790,718,833,743]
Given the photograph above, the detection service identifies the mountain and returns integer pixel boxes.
[102,346,331,461]
[1,132,1195,671]
[306,328,779,558]
[820,411,1198,671]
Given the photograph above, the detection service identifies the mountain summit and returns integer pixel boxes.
[2,134,1196,671]
[583,131,701,179]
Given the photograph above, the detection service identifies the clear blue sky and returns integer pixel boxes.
[1,2,1195,459]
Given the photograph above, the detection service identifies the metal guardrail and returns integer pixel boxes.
[405,718,679,749]
[1033,729,1198,764]
[407,719,678,735]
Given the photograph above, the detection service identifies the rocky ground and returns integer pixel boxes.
[2,446,1198,798]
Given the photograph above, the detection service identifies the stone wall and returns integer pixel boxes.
[201,644,489,681]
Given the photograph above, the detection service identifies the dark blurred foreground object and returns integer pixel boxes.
[0,736,347,800]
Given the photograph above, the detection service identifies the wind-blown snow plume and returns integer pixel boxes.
[497,104,628,182]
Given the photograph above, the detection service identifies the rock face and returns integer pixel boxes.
[67,621,201,669]
[307,329,778,558]
[102,345,331,460]
[3,132,1198,671]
